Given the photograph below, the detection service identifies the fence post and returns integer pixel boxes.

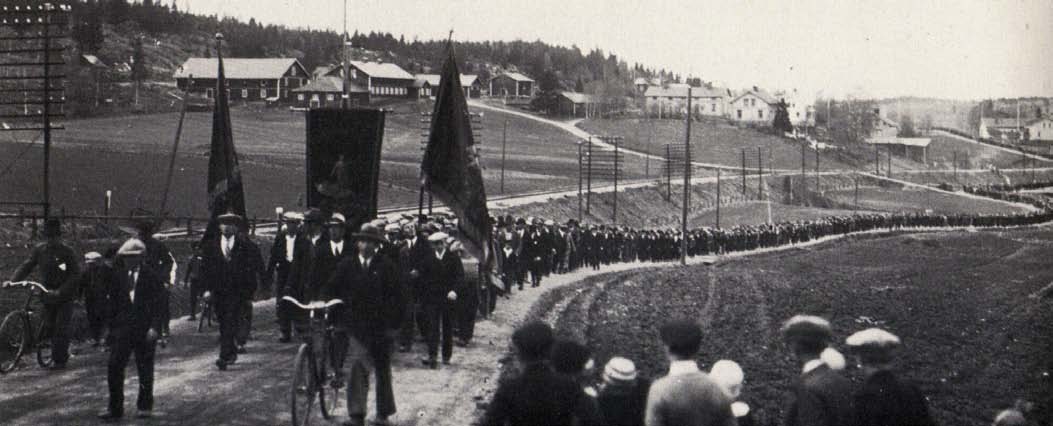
[251,216,258,235]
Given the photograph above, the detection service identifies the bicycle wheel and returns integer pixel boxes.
[0,312,29,374]
[35,318,53,368]
[317,347,330,420]
[290,344,316,426]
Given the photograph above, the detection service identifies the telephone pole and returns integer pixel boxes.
[681,88,692,265]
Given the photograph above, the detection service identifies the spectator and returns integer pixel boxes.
[709,360,756,426]
[845,328,936,426]
[597,357,651,426]
[992,400,1032,426]
[780,315,855,426]
[79,251,116,347]
[479,322,599,426]
[551,339,597,390]
[820,347,846,371]
[644,319,735,426]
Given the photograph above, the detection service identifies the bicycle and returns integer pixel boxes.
[197,296,216,333]
[284,296,344,426]
[0,281,56,374]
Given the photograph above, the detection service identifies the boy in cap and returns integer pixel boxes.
[846,328,935,426]
[480,322,600,426]
[6,217,79,369]
[645,319,735,426]
[597,357,651,426]
[79,251,117,347]
[97,238,166,422]
[779,315,854,426]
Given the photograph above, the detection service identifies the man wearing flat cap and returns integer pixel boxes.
[201,212,265,370]
[267,211,303,342]
[324,223,404,426]
[779,315,854,426]
[6,217,79,369]
[417,231,464,368]
[134,219,177,344]
[97,238,166,422]
[846,328,935,426]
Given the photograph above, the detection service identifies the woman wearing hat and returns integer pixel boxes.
[6,217,80,369]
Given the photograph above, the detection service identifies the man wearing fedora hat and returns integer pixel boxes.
[201,212,265,370]
[7,217,80,369]
[324,222,405,426]
[285,208,327,340]
[267,211,304,343]
[97,238,166,422]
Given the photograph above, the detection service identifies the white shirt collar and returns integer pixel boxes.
[435,249,446,260]
[802,359,825,375]
[359,254,371,268]
[331,240,344,254]
[310,234,321,245]
[668,360,700,377]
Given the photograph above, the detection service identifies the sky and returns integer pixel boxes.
[179,0,1053,101]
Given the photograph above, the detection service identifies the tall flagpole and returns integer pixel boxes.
[681,87,692,265]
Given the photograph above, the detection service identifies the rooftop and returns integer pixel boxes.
[173,58,304,80]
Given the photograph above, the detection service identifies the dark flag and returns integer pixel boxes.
[422,45,493,269]
[305,108,386,231]
[204,37,246,239]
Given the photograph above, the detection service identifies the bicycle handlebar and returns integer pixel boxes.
[281,296,343,311]
[1,281,49,293]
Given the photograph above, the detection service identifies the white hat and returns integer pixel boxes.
[283,211,304,221]
[117,238,146,256]
[428,232,449,242]
[845,328,900,349]
[781,315,833,342]
[709,360,744,392]
[821,347,847,371]
[328,213,346,225]
[384,223,401,233]
[544,220,555,226]
[602,357,637,384]
[84,252,103,263]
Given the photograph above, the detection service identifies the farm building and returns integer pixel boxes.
[729,87,778,123]
[980,117,1034,142]
[558,91,602,118]
[173,57,309,102]
[870,114,900,138]
[643,84,729,118]
[291,76,369,108]
[866,137,932,163]
[490,72,534,98]
[1025,116,1053,142]
[323,61,417,98]
[413,74,481,98]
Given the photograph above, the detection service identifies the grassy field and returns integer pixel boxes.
[579,117,872,171]
[1,99,653,218]
[546,227,1053,426]
[825,186,1028,215]
[925,134,1044,169]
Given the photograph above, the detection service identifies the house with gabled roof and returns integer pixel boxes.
[643,84,730,118]
[729,86,779,123]
[490,72,535,98]
[173,57,309,101]
[1025,116,1053,142]
[291,76,370,109]
[413,73,481,98]
[323,61,417,98]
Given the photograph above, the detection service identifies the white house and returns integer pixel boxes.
[1025,116,1053,142]
[643,84,729,118]
[774,89,815,127]
[729,87,778,123]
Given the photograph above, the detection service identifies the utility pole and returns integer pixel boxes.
[666,144,672,200]
[887,147,892,178]
[854,174,860,207]
[500,119,507,193]
[875,144,880,175]
[716,168,721,229]
[741,149,747,195]
[613,137,619,225]
[757,147,763,200]
[953,151,958,181]
[681,87,692,265]
[586,137,593,214]
[578,142,583,222]
[815,147,820,193]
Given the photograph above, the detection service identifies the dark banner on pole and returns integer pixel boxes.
[305,108,386,230]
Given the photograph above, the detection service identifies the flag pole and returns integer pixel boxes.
[158,74,191,225]
[681,87,692,265]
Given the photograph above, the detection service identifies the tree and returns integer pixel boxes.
[530,70,562,115]
[574,77,585,92]
[897,114,917,137]
[72,0,105,52]
[773,100,793,133]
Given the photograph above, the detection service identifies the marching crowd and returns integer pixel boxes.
[4,193,1051,425]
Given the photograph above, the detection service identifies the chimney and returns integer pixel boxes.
[753,85,758,92]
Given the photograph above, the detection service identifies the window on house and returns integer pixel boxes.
[737,110,742,119]
[327,94,335,101]
[241,89,249,98]
[206,88,214,99]
[758,110,763,119]
[711,104,716,112]
[297,94,305,101]
[260,89,267,99]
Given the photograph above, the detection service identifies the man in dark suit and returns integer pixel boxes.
[780,315,855,426]
[96,239,166,422]
[7,217,79,369]
[397,221,429,352]
[480,322,600,426]
[324,223,404,426]
[285,209,326,335]
[418,232,464,368]
[79,251,116,346]
[522,222,546,287]
[201,212,265,370]
[135,220,177,342]
[846,328,936,426]
[267,211,303,342]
